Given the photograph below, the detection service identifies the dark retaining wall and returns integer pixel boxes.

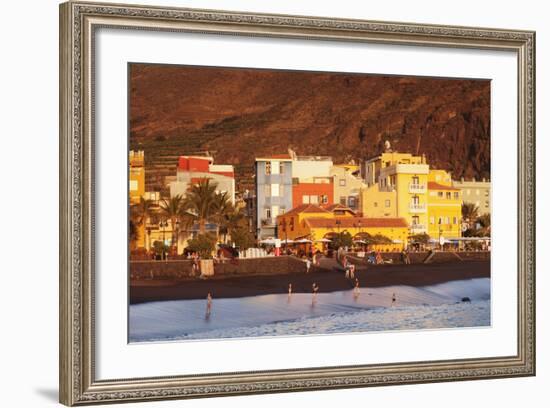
[130,260,194,280]
[130,252,490,281]
[130,256,307,281]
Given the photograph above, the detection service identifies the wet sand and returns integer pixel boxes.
[130,260,490,304]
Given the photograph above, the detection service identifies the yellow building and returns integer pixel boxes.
[360,152,429,236]
[427,170,462,240]
[276,203,409,252]
[129,150,145,204]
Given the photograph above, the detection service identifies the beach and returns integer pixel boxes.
[130,259,490,304]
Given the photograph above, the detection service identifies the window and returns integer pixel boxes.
[348,196,357,208]
[438,191,443,198]
[271,206,279,218]
[412,176,419,185]
[129,180,138,191]
[265,208,271,219]
[390,175,396,186]
[453,217,458,224]
[279,184,284,196]
[485,201,489,208]
[430,216,435,224]
[339,179,346,187]
[445,216,450,224]
[271,161,280,175]
[385,199,391,207]
[321,195,328,204]
[446,192,451,199]
[264,184,271,197]
[374,202,378,207]
[484,190,489,197]
[310,195,319,204]
[412,195,420,205]
[302,195,310,204]
[271,184,279,197]
[438,217,443,224]
[454,192,459,199]
[412,216,419,225]
[265,161,271,175]
[279,162,285,174]
[340,197,347,205]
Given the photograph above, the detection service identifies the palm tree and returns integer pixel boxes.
[219,207,246,244]
[461,203,479,227]
[212,191,245,243]
[131,197,155,249]
[183,178,220,234]
[476,213,491,236]
[160,194,185,252]
[129,220,138,249]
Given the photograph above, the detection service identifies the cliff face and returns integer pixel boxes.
[130,64,490,191]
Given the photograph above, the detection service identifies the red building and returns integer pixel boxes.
[292,182,334,207]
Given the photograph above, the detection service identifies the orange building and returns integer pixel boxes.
[277,203,408,251]
[292,182,334,207]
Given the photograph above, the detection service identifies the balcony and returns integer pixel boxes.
[409,183,426,193]
[409,203,427,213]
[410,224,427,233]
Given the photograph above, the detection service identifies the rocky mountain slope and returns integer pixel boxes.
[130,64,490,192]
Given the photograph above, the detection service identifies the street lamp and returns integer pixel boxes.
[438,218,443,250]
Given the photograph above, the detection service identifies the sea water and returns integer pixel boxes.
[129,278,490,343]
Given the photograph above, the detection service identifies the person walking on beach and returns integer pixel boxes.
[403,249,411,264]
[391,292,397,307]
[376,251,383,265]
[305,258,312,274]
[349,263,355,280]
[288,283,292,296]
[205,292,213,317]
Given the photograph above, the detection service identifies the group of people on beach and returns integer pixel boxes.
[367,251,385,265]
[202,247,402,317]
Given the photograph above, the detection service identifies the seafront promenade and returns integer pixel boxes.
[130,253,490,304]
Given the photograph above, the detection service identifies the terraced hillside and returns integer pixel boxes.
[129,64,491,193]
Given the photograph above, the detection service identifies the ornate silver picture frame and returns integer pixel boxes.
[59,1,535,405]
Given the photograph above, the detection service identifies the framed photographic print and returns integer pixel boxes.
[59,1,536,405]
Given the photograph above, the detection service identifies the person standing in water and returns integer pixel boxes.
[288,283,292,296]
[353,279,360,300]
[205,292,213,317]
[391,292,397,307]
[312,283,319,304]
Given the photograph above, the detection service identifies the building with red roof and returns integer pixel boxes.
[169,155,235,203]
